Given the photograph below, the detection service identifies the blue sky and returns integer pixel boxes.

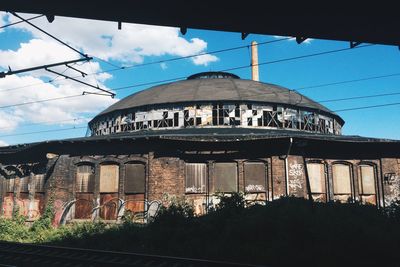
[1,13,400,146]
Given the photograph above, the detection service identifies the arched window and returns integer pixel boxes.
[306,163,326,201]
[244,162,266,192]
[212,162,238,193]
[124,163,146,215]
[100,163,119,220]
[332,163,352,202]
[75,164,95,220]
[76,164,95,193]
[125,163,145,194]
[359,165,376,205]
[185,163,207,193]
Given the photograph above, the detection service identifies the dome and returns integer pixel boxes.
[89,72,344,136]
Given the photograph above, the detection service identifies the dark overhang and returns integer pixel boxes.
[1,128,400,163]
[0,2,399,46]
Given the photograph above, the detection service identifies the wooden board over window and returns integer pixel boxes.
[185,163,207,193]
[5,178,15,193]
[332,164,352,194]
[19,176,29,193]
[307,163,326,194]
[125,163,145,194]
[76,165,95,193]
[34,174,45,193]
[244,162,266,192]
[213,163,237,193]
[360,165,376,195]
[100,165,119,193]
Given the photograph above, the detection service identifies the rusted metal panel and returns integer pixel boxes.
[76,165,95,192]
[360,165,376,194]
[125,194,145,214]
[332,164,352,194]
[185,163,207,193]
[75,193,93,219]
[100,165,119,193]
[100,193,118,220]
[307,163,326,193]
[34,193,45,218]
[244,162,266,192]
[2,193,14,218]
[124,163,145,193]
[213,163,237,193]
[17,193,30,217]
[361,195,377,205]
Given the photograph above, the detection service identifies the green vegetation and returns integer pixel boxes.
[1,195,400,266]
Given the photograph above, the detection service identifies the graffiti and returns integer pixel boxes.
[385,173,400,206]
[289,162,303,177]
[289,179,302,191]
[384,173,397,185]
[185,186,205,193]
[245,184,265,192]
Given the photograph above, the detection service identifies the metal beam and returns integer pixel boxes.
[0,58,91,78]
[45,68,115,98]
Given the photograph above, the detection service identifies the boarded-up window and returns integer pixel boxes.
[34,174,45,192]
[19,176,29,193]
[100,164,119,193]
[213,163,237,193]
[332,164,352,194]
[360,165,376,195]
[125,163,145,193]
[307,163,325,193]
[244,162,266,192]
[5,178,15,192]
[76,165,95,193]
[185,163,207,193]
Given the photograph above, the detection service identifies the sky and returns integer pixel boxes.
[0,12,400,147]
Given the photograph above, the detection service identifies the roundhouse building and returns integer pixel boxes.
[0,72,400,224]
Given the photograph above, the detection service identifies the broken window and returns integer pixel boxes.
[244,162,266,192]
[212,163,237,193]
[100,164,119,193]
[307,163,326,193]
[185,163,207,193]
[125,163,145,194]
[76,164,95,193]
[332,164,352,195]
[359,165,376,195]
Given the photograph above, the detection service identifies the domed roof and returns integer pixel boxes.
[93,72,343,124]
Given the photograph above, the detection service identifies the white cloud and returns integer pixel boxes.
[192,54,219,66]
[0,140,8,147]
[160,62,167,70]
[5,12,219,65]
[0,13,9,33]
[273,35,313,44]
[0,11,219,138]
[0,65,117,133]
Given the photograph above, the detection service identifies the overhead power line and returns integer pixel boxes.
[10,12,88,58]
[0,44,384,110]
[0,14,44,29]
